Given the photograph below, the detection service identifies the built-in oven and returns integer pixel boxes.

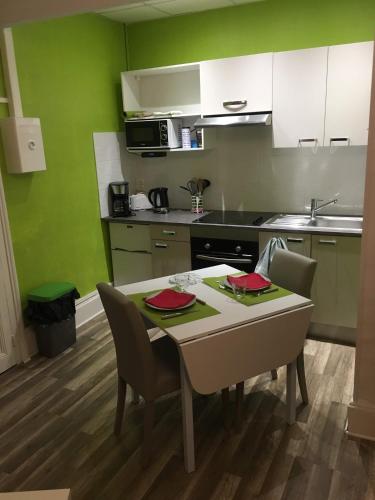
[191,237,259,273]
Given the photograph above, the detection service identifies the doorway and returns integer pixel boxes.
[0,174,18,373]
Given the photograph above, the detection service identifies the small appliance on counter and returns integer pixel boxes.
[125,118,182,150]
[129,193,153,211]
[148,187,169,213]
[109,181,132,217]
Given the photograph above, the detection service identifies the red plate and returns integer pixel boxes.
[145,289,196,310]
[226,273,272,291]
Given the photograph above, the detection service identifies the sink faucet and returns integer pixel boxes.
[310,197,338,220]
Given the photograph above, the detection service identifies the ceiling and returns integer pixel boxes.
[98,0,265,24]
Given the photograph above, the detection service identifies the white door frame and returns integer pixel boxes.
[0,170,28,371]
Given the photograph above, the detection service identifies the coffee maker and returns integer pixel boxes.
[109,182,132,217]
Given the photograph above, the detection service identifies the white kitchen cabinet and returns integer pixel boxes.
[273,47,328,148]
[109,223,153,286]
[324,41,374,147]
[311,235,361,330]
[200,53,273,116]
[259,231,311,257]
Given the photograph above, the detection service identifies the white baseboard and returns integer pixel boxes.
[75,289,104,328]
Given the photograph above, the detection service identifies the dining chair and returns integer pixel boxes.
[234,248,317,425]
[96,283,181,466]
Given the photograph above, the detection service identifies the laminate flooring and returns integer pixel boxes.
[0,313,374,499]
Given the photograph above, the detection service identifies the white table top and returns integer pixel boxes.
[118,265,312,345]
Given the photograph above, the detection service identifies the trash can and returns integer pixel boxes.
[26,282,80,358]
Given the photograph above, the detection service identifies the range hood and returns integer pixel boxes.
[194,112,272,128]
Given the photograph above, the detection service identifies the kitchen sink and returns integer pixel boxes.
[266,214,363,231]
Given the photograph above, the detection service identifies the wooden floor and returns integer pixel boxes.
[0,314,374,500]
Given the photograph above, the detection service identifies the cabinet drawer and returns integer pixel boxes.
[152,240,191,278]
[150,224,190,242]
[110,223,151,252]
[259,231,311,257]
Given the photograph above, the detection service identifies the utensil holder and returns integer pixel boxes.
[191,194,203,214]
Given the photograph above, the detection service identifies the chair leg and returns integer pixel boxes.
[297,350,309,405]
[235,382,244,432]
[271,369,278,380]
[221,388,230,430]
[114,376,127,436]
[142,400,155,467]
[286,360,297,425]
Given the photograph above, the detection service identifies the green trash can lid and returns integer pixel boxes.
[28,282,76,302]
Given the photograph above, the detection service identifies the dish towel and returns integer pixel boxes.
[255,237,288,278]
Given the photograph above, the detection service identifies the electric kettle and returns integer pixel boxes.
[148,187,169,213]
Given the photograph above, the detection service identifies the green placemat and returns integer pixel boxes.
[128,289,221,328]
[203,275,293,306]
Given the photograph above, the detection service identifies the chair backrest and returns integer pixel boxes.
[97,283,155,398]
[268,248,317,298]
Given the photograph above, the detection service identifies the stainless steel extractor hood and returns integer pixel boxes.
[194,112,272,128]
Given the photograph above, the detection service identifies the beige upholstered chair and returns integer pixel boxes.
[268,248,317,403]
[97,283,181,466]
[234,248,317,423]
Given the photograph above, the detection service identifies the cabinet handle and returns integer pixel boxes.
[330,137,350,146]
[318,240,336,246]
[154,242,168,248]
[162,230,176,236]
[223,100,247,108]
[113,248,151,254]
[298,138,318,146]
[287,237,304,243]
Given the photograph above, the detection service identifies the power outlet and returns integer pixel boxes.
[135,178,145,192]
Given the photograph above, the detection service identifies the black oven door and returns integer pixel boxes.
[125,121,161,148]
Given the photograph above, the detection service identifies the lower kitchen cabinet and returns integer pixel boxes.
[311,235,361,331]
[259,230,361,344]
[112,249,152,287]
[259,231,311,257]
[110,223,153,286]
[152,240,191,278]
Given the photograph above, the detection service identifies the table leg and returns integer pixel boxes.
[287,360,297,425]
[180,355,195,473]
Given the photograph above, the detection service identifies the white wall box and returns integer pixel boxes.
[121,63,201,116]
[324,41,374,147]
[0,117,46,173]
[273,47,328,148]
[200,53,273,116]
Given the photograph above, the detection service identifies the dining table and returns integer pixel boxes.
[118,264,313,473]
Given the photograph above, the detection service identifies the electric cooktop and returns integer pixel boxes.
[193,211,274,227]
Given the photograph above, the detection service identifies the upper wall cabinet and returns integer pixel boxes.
[121,63,201,115]
[273,47,328,148]
[200,53,273,116]
[324,41,374,147]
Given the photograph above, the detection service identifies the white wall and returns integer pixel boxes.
[124,127,366,215]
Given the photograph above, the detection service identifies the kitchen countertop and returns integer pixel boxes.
[102,209,208,226]
[103,209,362,236]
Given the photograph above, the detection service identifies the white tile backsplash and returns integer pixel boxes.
[97,127,366,216]
[93,132,127,217]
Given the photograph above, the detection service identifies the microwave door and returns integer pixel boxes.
[126,121,160,149]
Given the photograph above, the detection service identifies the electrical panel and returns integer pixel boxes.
[0,117,46,174]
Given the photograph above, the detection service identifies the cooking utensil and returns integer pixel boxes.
[161,310,198,320]
[179,185,190,192]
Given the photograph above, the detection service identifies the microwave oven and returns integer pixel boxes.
[125,118,182,149]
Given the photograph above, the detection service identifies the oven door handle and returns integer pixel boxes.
[195,254,253,264]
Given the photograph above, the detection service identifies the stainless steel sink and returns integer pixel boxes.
[266,214,362,231]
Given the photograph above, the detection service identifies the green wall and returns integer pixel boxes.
[126,0,375,69]
[0,14,126,301]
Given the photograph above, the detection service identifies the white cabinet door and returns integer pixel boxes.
[324,41,374,147]
[200,53,273,116]
[112,249,152,286]
[273,47,328,148]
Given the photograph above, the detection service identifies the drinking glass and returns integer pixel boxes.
[174,273,189,291]
[231,282,246,299]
